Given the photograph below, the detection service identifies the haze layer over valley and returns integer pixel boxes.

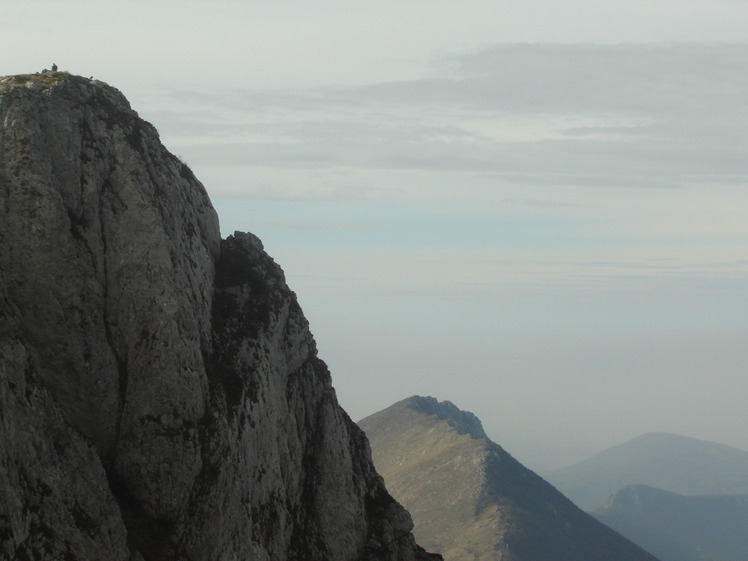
[546,432,748,560]
[547,432,748,511]
[596,485,748,561]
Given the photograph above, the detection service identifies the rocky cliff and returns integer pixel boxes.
[0,72,439,561]
[360,397,661,561]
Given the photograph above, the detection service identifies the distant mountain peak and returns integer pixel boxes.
[601,484,674,510]
[595,484,748,561]
[405,396,488,440]
[360,397,660,561]
[547,431,748,511]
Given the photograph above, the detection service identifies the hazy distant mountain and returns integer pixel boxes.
[545,432,748,510]
[594,484,748,561]
[359,396,660,561]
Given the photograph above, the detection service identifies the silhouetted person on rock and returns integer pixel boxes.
[51,63,58,71]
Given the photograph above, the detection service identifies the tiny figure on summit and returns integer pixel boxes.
[51,63,58,71]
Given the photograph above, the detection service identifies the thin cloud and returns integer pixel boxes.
[502,198,580,209]
[155,43,748,194]
[252,219,369,232]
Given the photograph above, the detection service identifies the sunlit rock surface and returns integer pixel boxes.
[360,396,661,561]
[0,72,439,561]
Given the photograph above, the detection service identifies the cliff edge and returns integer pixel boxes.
[0,72,439,561]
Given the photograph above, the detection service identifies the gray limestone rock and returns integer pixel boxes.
[0,72,439,561]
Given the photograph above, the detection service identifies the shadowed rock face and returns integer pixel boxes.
[360,396,662,561]
[0,72,440,561]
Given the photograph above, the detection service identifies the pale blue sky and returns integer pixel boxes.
[5,0,748,468]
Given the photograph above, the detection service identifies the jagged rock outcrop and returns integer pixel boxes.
[595,485,748,561]
[0,72,440,561]
[360,396,662,561]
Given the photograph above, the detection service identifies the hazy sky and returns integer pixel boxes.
[5,1,748,468]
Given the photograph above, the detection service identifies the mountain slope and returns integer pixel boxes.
[546,432,748,510]
[0,72,439,561]
[359,396,661,561]
[595,485,748,561]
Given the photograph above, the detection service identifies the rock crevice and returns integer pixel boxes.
[0,72,439,561]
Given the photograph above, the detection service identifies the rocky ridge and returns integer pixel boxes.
[0,72,439,561]
[360,396,662,561]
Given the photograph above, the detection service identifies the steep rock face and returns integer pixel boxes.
[360,396,661,561]
[0,72,439,561]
